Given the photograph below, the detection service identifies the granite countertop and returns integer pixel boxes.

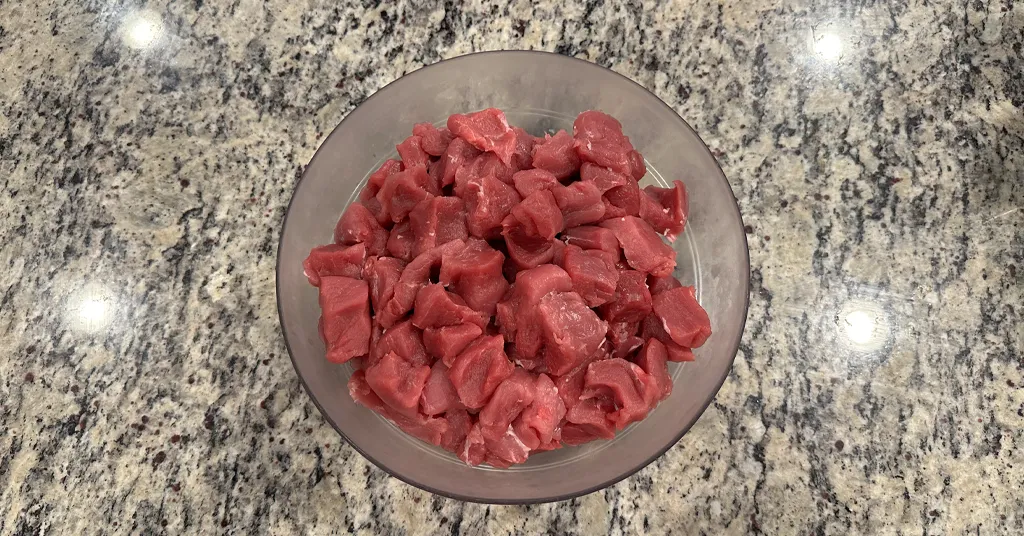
[1,0,1022,534]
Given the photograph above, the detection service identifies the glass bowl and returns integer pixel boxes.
[276,51,749,503]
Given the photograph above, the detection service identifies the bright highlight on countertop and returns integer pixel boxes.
[814,32,843,61]
[122,10,163,50]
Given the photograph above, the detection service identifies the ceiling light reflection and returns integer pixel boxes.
[122,10,164,50]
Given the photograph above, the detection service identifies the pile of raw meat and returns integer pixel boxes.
[303,109,711,467]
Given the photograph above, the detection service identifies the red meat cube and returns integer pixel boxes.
[552,181,606,228]
[634,338,672,400]
[510,127,539,171]
[396,135,430,168]
[439,137,481,187]
[604,176,641,217]
[509,190,564,240]
[364,351,432,417]
[334,203,388,256]
[580,162,630,194]
[501,214,555,270]
[561,244,619,307]
[479,369,537,464]
[512,373,566,449]
[572,110,643,179]
[563,394,616,444]
[665,342,695,362]
[412,123,455,156]
[378,240,465,328]
[463,174,521,239]
[318,276,371,363]
[420,361,465,416]
[377,165,435,223]
[349,371,448,446]
[647,273,683,295]
[386,221,415,262]
[423,323,483,366]
[599,269,652,322]
[651,286,712,348]
[362,256,405,315]
[368,318,429,368]
[640,180,688,239]
[411,284,488,330]
[531,130,580,180]
[447,334,514,409]
[512,168,559,198]
[439,238,509,316]
[303,243,366,286]
[607,319,643,359]
[496,264,574,357]
[600,216,676,277]
[459,423,487,466]
[538,291,608,376]
[409,196,468,257]
[447,108,518,166]
[440,408,473,453]
[582,358,659,429]
[563,226,621,259]
[366,159,404,195]
[454,152,515,194]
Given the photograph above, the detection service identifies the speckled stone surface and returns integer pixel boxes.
[1,0,1022,534]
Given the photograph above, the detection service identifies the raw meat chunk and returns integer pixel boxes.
[350,371,448,445]
[318,276,371,363]
[651,286,712,348]
[421,361,465,416]
[440,137,482,187]
[512,168,559,198]
[512,373,566,449]
[410,196,468,257]
[538,291,608,376]
[582,358,659,429]
[334,203,388,256]
[607,319,643,359]
[454,152,515,194]
[397,135,430,168]
[362,256,405,315]
[411,284,488,330]
[553,182,606,228]
[447,108,518,166]
[303,243,366,286]
[640,180,688,239]
[665,342,695,362]
[448,334,514,409]
[572,110,643,179]
[634,338,672,400]
[378,240,465,328]
[509,190,564,240]
[463,174,521,239]
[439,238,508,316]
[423,324,484,366]
[561,244,619,307]
[412,123,455,156]
[367,159,404,195]
[531,130,580,180]
[648,273,683,295]
[460,423,487,466]
[580,162,630,194]
[496,264,574,358]
[599,269,652,322]
[368,318,429,368]
[502,214,555,269]
[377,164,435,223]
[510,127,539,171]
[386,221,415,262]
[441,409,473,453]
[364,351,432,417]
[600,216,676,277]
[563,226,621,259]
